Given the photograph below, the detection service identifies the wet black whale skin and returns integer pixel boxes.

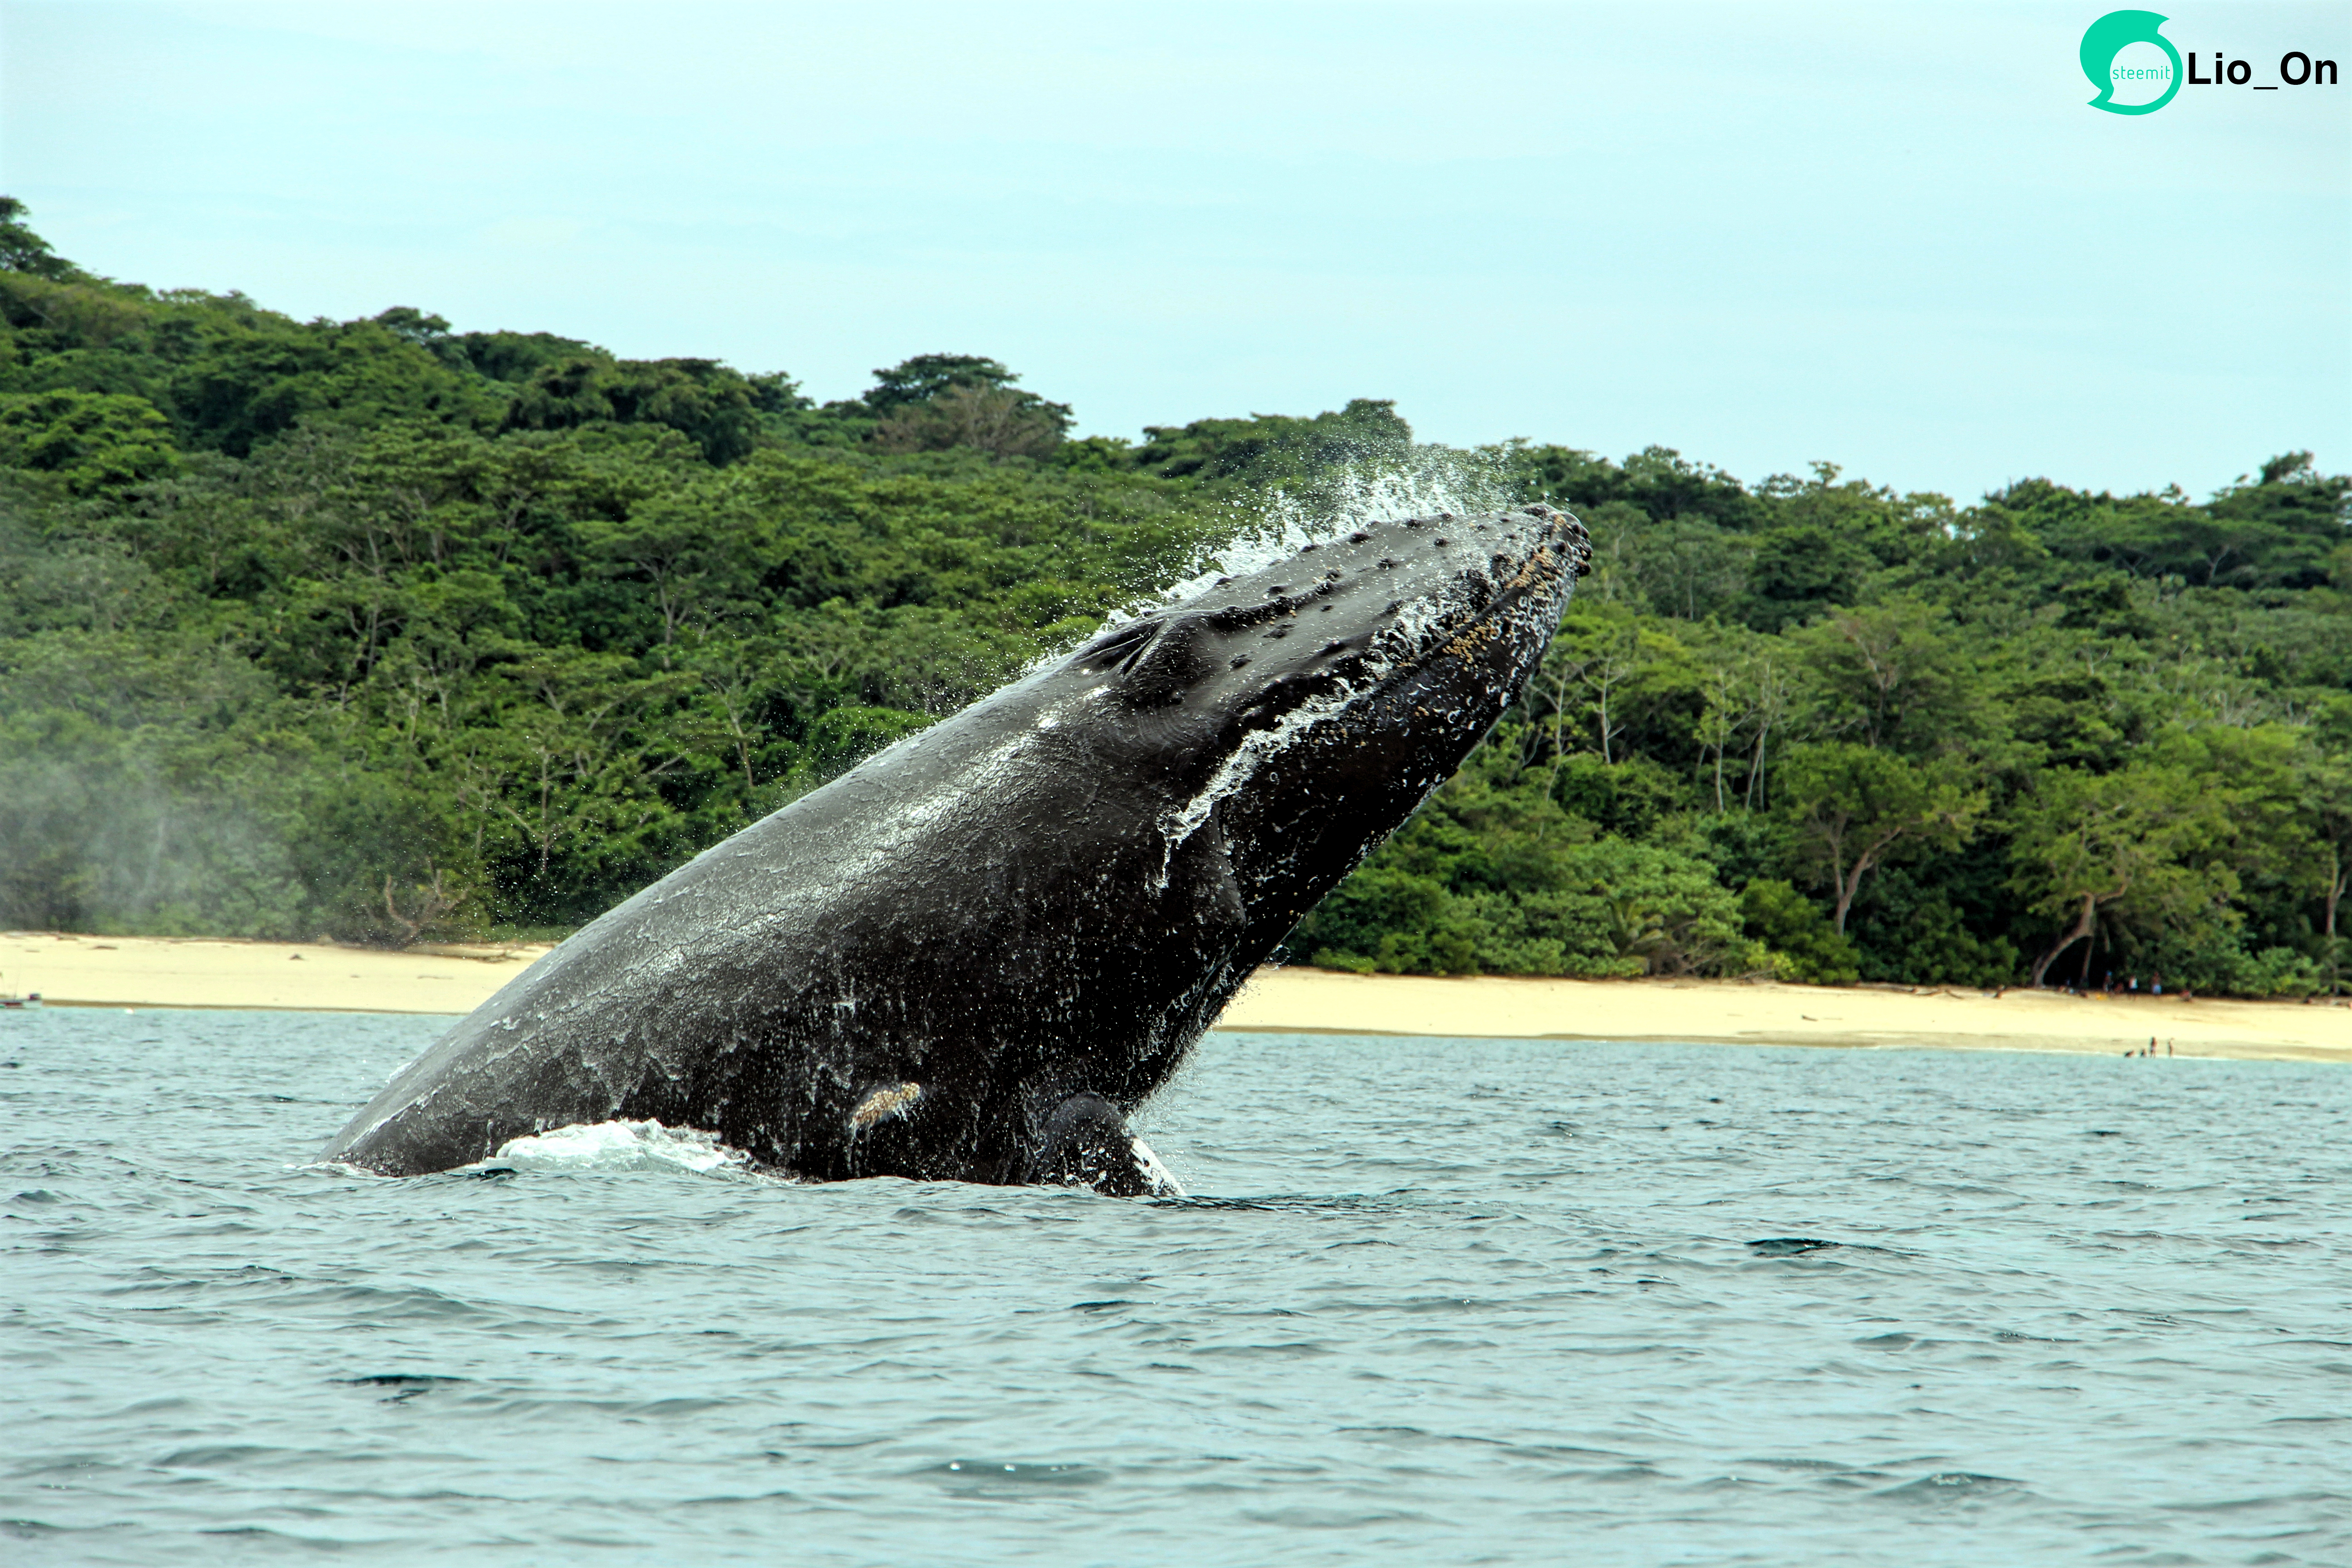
[321,506,1587,1190]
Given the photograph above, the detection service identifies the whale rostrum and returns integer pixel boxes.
[320,506,1589,1191]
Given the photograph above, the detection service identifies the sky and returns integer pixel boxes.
[1,0,2346,503]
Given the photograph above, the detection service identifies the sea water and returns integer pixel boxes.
[4,1007,2347,1566]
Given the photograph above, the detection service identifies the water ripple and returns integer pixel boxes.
[2,1011,2347,1566]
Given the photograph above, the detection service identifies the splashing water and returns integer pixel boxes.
[1107,444,1518,626]
[486,1119,752,1174]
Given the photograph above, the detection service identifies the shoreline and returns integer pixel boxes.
[1217,968,2349,1064]
[4,930,2345,1063]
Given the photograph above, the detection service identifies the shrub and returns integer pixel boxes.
[1740,878,1861,985]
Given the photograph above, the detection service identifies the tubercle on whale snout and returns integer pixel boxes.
[1107,512,1579,724]
[1202,583,1338,632]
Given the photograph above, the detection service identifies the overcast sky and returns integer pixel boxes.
[3,0,2346,502]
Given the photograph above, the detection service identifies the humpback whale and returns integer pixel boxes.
[322,505,1588,1191]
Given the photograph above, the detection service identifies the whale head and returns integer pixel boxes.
[1040,504,1589,943]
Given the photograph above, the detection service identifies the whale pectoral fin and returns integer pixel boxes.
[1022,1091,1183,1199]
[1125,1135,1185,1199]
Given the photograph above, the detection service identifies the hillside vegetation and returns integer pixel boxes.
[3,201,2346,995]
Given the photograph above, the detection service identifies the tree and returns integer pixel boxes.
[1508,442,1758,532]
[1740,878,1861,983]
[1530,610,1698,767]
[447,652,698,915]
[859,354,1073,451]
[2007,763,2230,987]
[503,355,765,463]
[2016,454,2352,590]
[870,383,1067,459]
[1794,599,1985,754]
[863,353,1023,414]
[0,390,178,493]
[0,196,78,279]
[1544,620,1638,764]
[1777,743,1985,933]
[1693,655,1749,813]
[2295,743,2352,988]
[679,632,776,797]
[575,490,769,663]
[1619,514,1754,621]
[172,316,506,456]
[1689,632,1791,812]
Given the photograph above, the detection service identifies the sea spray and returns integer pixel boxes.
[1106,442,1519,627]
[488,1119,754,1175]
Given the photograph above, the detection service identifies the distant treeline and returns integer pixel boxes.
[2,199,2346,995]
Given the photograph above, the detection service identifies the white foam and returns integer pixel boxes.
[490,1120,750,1174]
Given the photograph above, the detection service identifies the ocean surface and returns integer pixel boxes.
[5,1007,2348,1567]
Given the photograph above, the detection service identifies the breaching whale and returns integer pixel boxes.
[322,505,1588,1191]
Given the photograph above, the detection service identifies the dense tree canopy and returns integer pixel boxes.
[3,202,2346,995]
[1294,446,2352,996]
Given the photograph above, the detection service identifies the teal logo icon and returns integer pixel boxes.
[2082,10,2182,113]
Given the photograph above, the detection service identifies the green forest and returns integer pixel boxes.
[2,200,2347,996]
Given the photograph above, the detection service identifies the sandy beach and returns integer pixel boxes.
[0,931,559,1017]
[4,929,2345,1063]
